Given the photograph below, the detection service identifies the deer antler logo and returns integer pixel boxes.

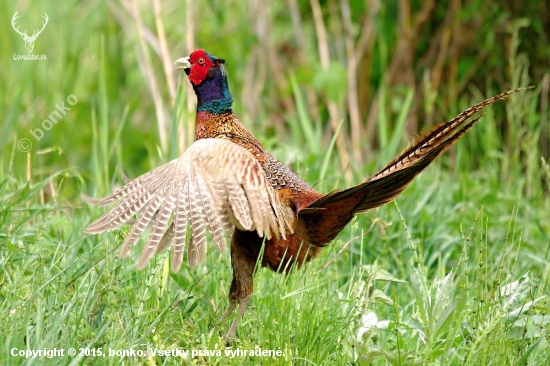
[11,11,49,54]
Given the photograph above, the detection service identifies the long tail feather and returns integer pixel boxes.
[304,87,531,217]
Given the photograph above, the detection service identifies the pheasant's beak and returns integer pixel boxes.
[174,56,191,71]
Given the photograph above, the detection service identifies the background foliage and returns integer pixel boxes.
[1,0,549,365]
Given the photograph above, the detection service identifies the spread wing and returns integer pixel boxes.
[84,138,291,271]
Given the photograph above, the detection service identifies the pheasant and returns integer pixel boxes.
[85,49,528,343]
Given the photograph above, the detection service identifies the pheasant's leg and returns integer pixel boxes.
[223,230,259,344]
[224,294,251,343]
[219,300,236,322]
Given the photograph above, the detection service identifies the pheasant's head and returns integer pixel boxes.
[174,49,226,86]
[175,49,233,113]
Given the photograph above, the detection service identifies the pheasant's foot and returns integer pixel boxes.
[224,294,251,345]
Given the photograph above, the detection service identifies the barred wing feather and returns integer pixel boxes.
[85,138,289,271]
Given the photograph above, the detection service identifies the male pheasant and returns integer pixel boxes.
[85,49,528,343]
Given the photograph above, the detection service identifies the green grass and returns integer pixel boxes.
[1,0,550,365]
[2,165,549,365]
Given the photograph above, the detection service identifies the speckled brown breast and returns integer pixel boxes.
[195,111,323,211]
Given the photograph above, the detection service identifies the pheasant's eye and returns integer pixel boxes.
[197,57,205,65]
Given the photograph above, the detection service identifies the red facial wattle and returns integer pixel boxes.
[188,49,215,86]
